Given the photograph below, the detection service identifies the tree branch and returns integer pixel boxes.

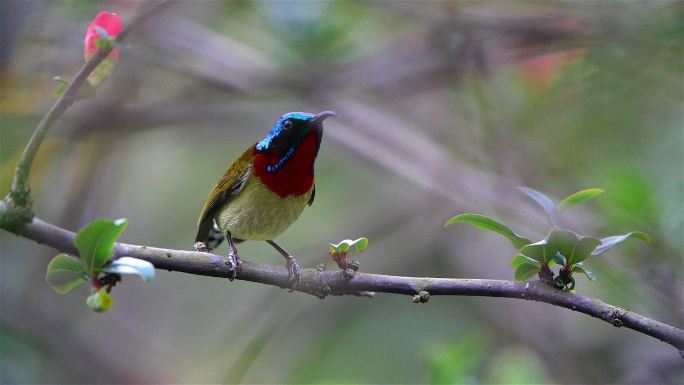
[5,216,684,355]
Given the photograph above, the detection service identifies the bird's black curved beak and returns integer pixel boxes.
[309,111,337,126]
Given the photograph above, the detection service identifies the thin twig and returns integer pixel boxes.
[8,1,171,207]
[5,216,684,356]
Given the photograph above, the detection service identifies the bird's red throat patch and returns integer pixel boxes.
[252,131,319,197]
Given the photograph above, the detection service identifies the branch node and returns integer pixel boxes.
[313,269,331,299]
[609,308,627,328]
[538,264,555,287]
[316,281,331,299]
[0,195,34,231]
[412,290,431,304]
[341,260,359,280]
[9,184,32,208]
[343,268,356,280]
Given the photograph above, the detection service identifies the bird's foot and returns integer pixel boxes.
[286,257,302,292]
[227,248,242,281]
[193,241,209,252]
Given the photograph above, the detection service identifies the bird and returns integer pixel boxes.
[193,111,337,290]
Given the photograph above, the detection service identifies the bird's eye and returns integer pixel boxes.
[283,120,293,129]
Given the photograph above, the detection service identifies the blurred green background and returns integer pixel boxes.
[1,1,683,384]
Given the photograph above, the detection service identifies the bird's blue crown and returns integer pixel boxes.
[255,112,315,151]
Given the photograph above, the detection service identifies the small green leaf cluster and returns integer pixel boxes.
[446,187,650,291]
[328,237,368,274]
[45,218,154,312]
[329,237,369,255]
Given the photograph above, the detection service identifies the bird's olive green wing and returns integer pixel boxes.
[195,147,253,243]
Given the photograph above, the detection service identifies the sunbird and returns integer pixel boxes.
[194,111,337,289]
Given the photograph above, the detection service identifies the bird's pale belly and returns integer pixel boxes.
[214,175,312,240]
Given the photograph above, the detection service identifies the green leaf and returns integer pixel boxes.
[552,251,567,266]
[87,56,117,88]
[558,188,604,212]
[45,254,88,294]
[102,257,155,282]
[86,288,113,313]
[517,187,560,228]
[592,231,651,256]
[329,237,369,254]
[53,76,69,97]
[514,264,540,281]
[549,230,601,264]
[74,218,127,276]
[519,239,551,263]
[445,214,532,249]
[354,237,369,252]
[94,38,113,49]
[54,83,68,97]
[510,254,541,269]
[572,264,597,281]
[520,230,600,264]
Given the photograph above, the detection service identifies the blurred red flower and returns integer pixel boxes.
[83,12,122,88]
[84,11,122,60]
[519,49,586,92]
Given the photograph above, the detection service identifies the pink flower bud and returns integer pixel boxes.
[84,11,122,88]
[84,11,122,60]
